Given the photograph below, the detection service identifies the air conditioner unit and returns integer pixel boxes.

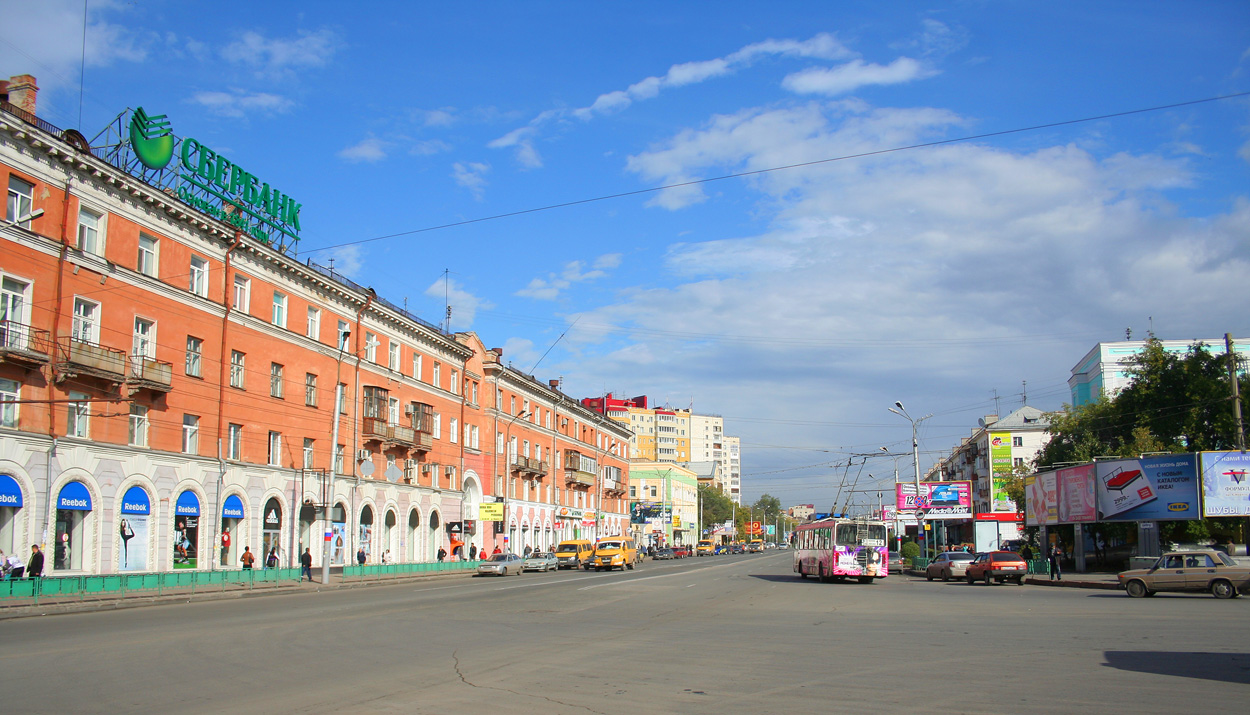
[357,449,371,462]
[405,404,415,416]
[444,465,455,476]
[405,458,417,469]
[422,463,433,474]
[404,466,417,484]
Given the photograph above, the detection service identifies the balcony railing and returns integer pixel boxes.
[510,456,548,477]
[565,469,595,487]
[58,337,127,381]
[0,320,52,366]
[362,417,432,451]
[127,354,173,392]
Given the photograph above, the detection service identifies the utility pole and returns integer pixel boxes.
[1228,334,1245,452]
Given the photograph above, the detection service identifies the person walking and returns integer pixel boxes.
[27,544,44,579]
[265,547,278,569]
[437,547,447,562]
[300,548,313,581]
[240,546,255,570]
[523,544,533,558]
[469,543,478,561]
[3,550,24,579]
[1048,544,1062,581]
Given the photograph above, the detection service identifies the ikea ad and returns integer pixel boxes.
[1094,455,1199,522]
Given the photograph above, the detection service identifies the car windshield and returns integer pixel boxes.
[1217,552,1237,566]
[598,542,622,550]
[527,553,548,559]
[555,546,579,553]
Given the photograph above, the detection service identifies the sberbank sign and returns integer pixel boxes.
[128,107,301,245]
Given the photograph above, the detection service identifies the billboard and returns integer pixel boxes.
[1199,451,1250,516]
[1057,464,1097,522]
[896,482,973,519]
[1025,471,1057,526]
[1094,455,1199,522]
[989,432,1016,512]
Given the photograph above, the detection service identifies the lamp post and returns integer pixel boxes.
[888,401,932,559]
[0,207,44,231]
[499,409,530,552]
[322,328,350,585]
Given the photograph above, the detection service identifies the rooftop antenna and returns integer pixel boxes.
[1148,316,1154,338]
[1126,327,1132,340]
[991,388,1001,416]
[444,269,450,331]
[327,257,336,273]
[1021,380,1027,406]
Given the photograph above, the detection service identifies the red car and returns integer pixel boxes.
[671,545,692,558]
[965,551,1027,585]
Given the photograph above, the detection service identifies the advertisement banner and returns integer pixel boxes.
[1024,471,1056,526]
[173,516,198,569]
[1094,454,1199,522]
[896,482,973,519]
[631,502,671,524]
[746,521,762,535]
[1057,464,1096,522]
[989,432,1015,512]
[478,503,505,521]
[118,515,149,572]
[1199,451,1250,516]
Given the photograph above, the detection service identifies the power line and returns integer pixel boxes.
[299,90,1250,255]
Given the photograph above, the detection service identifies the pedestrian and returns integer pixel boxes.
[300,548,313,581]
[3,550,23,579]
[356,546,366,565]
[1021,543,1034,562]
[469,543,478,561]
[437,547,447,562]
[382,549,392,565]
[27,544,43,578]
[492,546,502,556]
[265,547,278,569]
[240,546,255,570]
[1048,544,1062,581]
[523,544,533,558]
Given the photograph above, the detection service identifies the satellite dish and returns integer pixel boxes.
[977,418,986,428]
[359,460,375,477]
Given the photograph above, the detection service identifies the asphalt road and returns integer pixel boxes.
[1,552,1246,713]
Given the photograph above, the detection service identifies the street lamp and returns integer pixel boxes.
[1,207,44,230]
[889,401,932,558]
[321,328,351,585]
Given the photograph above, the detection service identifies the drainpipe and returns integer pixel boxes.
[211,230,244,571]
[43,175,74,550]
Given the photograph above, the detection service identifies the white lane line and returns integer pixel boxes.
[576,561,743,591]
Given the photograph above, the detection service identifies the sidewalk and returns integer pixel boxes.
[0,567,478,621]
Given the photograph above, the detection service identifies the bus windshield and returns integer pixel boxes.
[597,542,622,550]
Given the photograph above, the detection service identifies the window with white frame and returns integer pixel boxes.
[77,206,104,256]
[433,362,441,388]
[137,233,159,277]
[270,363,284,398]
[306,306,320,340]
[510,396,516,414]
[495,388,502,410]
[0,378,18,428]
[1,275,30,347]
[272,291,287,328]
[388,397,400,425]
[67,391,90,438]
[365,332,378,363]
[334,444,345,474]
[450,369,460,395]
[132,317,155,360]
[305,373,318,407]
[337,320,349,349]
[72,297,100,344]
[303,438,315,468]
[268,431,282,466]
[412,352,422,380]
[185,336,202,377]
[433,413,441,439]
[496,431,504,454]
[6,175,34,226]
[388,342,400,371]
[128,404,149,447]
[228,423,242,460]
[182,414,199,454]
[450,417,459,443]
[230,350,245,388]
[189,256,209,297]
[233,275,250,312]
[470,381,478,405]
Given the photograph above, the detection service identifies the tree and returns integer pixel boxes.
[698,484,735,531]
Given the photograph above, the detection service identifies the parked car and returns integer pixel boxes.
[652,548,675,560]
[926,552,976,581]
[1119,550,1250,599]
[522,551,559,572]
[888,551,905,571]
[965,551,1027,585]
[672,545,692,558]
[476,553,524,576]
[729,544,745,555]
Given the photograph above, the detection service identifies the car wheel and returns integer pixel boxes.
[1211,579,1236,599]
[984,572,992,586]
[1125,580,1148,598]
[799,564,808,579]
[966,574,974,585]
[926,571,933,581]
[942,570,950,582]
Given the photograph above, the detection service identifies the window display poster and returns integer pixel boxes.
[331,522,346,565]
[1199,451,1250,517]
[174,516,198,569]
[1025,471,1057,526]
[1094,455,1199,522]
[118,515,149,571]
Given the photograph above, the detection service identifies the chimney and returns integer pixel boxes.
[1,75,38,114]
[549,379,560,389]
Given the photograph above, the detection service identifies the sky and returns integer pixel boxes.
[5,1,1250,513]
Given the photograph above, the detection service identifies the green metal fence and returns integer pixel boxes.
[0,567,303,605]
[342,560,476,581]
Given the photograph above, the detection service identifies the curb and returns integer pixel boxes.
[905,569,1122,590]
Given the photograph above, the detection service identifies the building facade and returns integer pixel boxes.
[0,82,629,575]
[1068,337,1250,406]
[936,406,1050,515]
[627,462,698,548]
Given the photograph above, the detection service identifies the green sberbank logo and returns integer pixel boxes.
[130,107,174,170]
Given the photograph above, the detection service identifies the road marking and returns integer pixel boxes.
[576,560,743,591]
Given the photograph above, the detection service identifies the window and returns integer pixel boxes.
[272,292,287,327]
[433,362,441,388]
[303,438,315,469]
[388,397,400,425]
[334,444,345,474]
[188,256,209,297]
[362,386,390,419]
[629,485,636,499]
[77,206,103,256]
[185,336,202,377]
[306,306,320,340]
[228,423,243,460]
[510,396,516,415]
[496,388,503,410]
[337,383,346,413]
[268,431,282,466]
[132,317,155,360]
[388,342,400,371]
[230,350,245,388]
[270,363,284,398]
[496,432,504,454]
[1,276,30,348]
[470,382,478,405]
[1013,457,1024,467]
[450,417,459,444]
[6,175,34,226]
[450,369,460,395]
[0,378,18,428]
[233,275,250,312]
[67,391,90,438]
[649,486,657,498]
[305,373,318,407]
[433,413,441,440]
[137,234,158,277]
[467,424,480,450]
[182,414,199,454]
[365,332,378,363]
[128,404,149,447]
[1012,436,1023,448]
[337,320,349,349]
[72,297,100,344]
[412,352,422,380]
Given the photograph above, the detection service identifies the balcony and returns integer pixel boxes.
[362,417,432,451]
[565,468,595,487]
[0,321,52,367]
[510,455,548,477]
[127,354,173,392]
[57,337,126,382]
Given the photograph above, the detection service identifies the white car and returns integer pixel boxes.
[476,553,524,576]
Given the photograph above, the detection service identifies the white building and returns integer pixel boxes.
[1069,337,1249,406]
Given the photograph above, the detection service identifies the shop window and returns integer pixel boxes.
[54,482,92,571]
[118,485,151,572]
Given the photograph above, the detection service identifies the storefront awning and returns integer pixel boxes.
[175,490,200,517]
[222,494,245,519]
[0,474,23,507]
[121,485,150,515]
[57,481,92,511]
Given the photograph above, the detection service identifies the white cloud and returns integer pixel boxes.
[452,162,491,200]
[337,137,389,163]
[188,90,294,118]
[321,244,364,279]
[423,278,491,329]
[516,255,622,300]
[782,57,936,96]
[487,126,543,168]
[221,28,339,79]
[410,139,452,156]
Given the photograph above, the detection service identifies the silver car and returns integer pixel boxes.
[523,552,559,572]
[476,553,524,576]
[926,552,976,581]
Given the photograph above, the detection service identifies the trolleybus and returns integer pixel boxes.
[793,517,888,583]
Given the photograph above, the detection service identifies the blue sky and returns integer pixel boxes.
[6,1,1250,511]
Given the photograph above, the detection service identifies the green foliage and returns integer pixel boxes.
[752,494,782,520]
[900,541,920,560]
[698,484,735,527]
